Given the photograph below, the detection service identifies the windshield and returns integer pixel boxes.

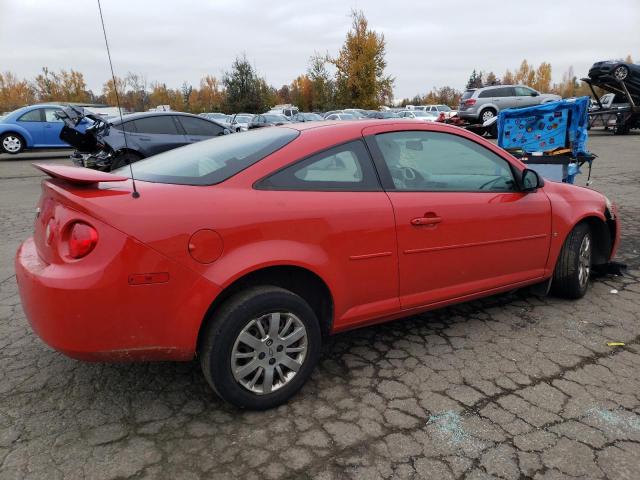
[118,127,299,185]
[341,113,356,119]
[235,115,252,123]
[379,112,399,118]
[411,111,428,117]
[304,113,323,120]
[437,105,452,111]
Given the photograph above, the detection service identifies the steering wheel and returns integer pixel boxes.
[392,166,425,188]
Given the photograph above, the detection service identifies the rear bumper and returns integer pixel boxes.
[15,236,219,362]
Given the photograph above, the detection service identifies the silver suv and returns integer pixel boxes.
[458,85,561,123]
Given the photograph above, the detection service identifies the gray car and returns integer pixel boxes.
[57,107,230,171]
[458,85,561,123]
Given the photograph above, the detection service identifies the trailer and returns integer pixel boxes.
[581,77,640,135]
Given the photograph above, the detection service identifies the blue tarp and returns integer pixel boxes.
[497,97,590,156]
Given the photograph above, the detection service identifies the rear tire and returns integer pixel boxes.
[110,151,142,171]
[1,133,25,154]
[199,286,321,410]
[551,223,592,299]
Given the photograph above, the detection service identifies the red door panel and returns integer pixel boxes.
[388,190,551,308]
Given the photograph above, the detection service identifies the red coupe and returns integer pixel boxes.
[15,120,620,409]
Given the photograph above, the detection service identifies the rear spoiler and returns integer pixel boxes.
[33,164,128,185]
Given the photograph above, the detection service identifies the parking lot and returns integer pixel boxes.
[0,130,639,479]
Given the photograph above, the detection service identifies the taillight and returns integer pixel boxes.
[464,99,477,106]
[67,222,98,259]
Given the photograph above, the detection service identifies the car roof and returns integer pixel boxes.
[113,111,207,125]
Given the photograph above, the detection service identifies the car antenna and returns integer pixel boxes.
[97,0,139,198]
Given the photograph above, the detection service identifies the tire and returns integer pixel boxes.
[199,286,322,410]
[480,108,496,123]
[551,223,593,299]
[110,151,142,171]
[1,133,25,154]
[613,65,629,81]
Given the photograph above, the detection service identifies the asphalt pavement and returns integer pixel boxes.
[0,131,639,479]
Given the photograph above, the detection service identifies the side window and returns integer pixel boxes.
[133,116,179,135]
[516,86,534,96]
[178,116,224,136]
[258,140,380,191]
[112,121,137,132]
[373,131,516,192]
[18,109,43,122]
[44,109,63,122]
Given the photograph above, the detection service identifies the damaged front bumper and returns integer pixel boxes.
[70,150,113,171]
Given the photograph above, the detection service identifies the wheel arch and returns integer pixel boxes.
[1,128,30,148]
[196,264,334,354]
[572,215,612,266]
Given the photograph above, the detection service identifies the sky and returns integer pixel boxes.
[0,0,638,100]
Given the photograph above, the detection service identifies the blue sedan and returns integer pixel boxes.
[0,104,74,154]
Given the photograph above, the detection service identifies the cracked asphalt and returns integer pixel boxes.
[0,131,639,479]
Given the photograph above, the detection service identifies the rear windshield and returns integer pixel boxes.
[461,90,475,100]
[118,127,299,185]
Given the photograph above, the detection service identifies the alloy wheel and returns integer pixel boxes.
[481,110,495,122]
[613,66,628,81]
[2,135,22,153]
[231,312,308,395]
[577,234,592,290]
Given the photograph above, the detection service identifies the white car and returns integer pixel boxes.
[325,113,357,121]
[424,104,458,118]
[397,110,439,122]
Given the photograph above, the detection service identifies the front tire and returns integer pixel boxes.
[1,133,25,154]
[199,286,321,410]
[613,65,629,81]
[480,108,496,123]
[551,223,592,299]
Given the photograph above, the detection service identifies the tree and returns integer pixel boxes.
[0,72,35,111]
[180,82,193,110]
[502,69,515,85]
[124,72,148,112]
[485,71,500,86]
[332,10,394,109]
[102,76,127,108]
[195,75,225,113]
[533,62,552,92]
[223,55,269,113]
[307,53,335,111]
[466,70,483,89]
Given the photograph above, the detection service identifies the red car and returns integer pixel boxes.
[15,121,620,409]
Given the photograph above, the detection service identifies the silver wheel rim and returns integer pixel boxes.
[231,312,307,395]
[2,135,22,153]
[482,110,495,122]
[578,234,592,289]
[614,66,628,81]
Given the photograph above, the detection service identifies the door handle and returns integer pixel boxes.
[411,216,442,226]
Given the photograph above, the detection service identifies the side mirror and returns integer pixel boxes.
[531,91,540,97]
[521,168,543,191]
[223,128,231,135]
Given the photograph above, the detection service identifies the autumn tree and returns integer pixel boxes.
[332,10,393,109]
[0,72,35,111]
[502,69,515,85]
[290,74,313,111]
[195,75,225,113]
[533,62,552,92]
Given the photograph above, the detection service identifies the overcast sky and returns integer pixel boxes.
[1,0,638,99]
